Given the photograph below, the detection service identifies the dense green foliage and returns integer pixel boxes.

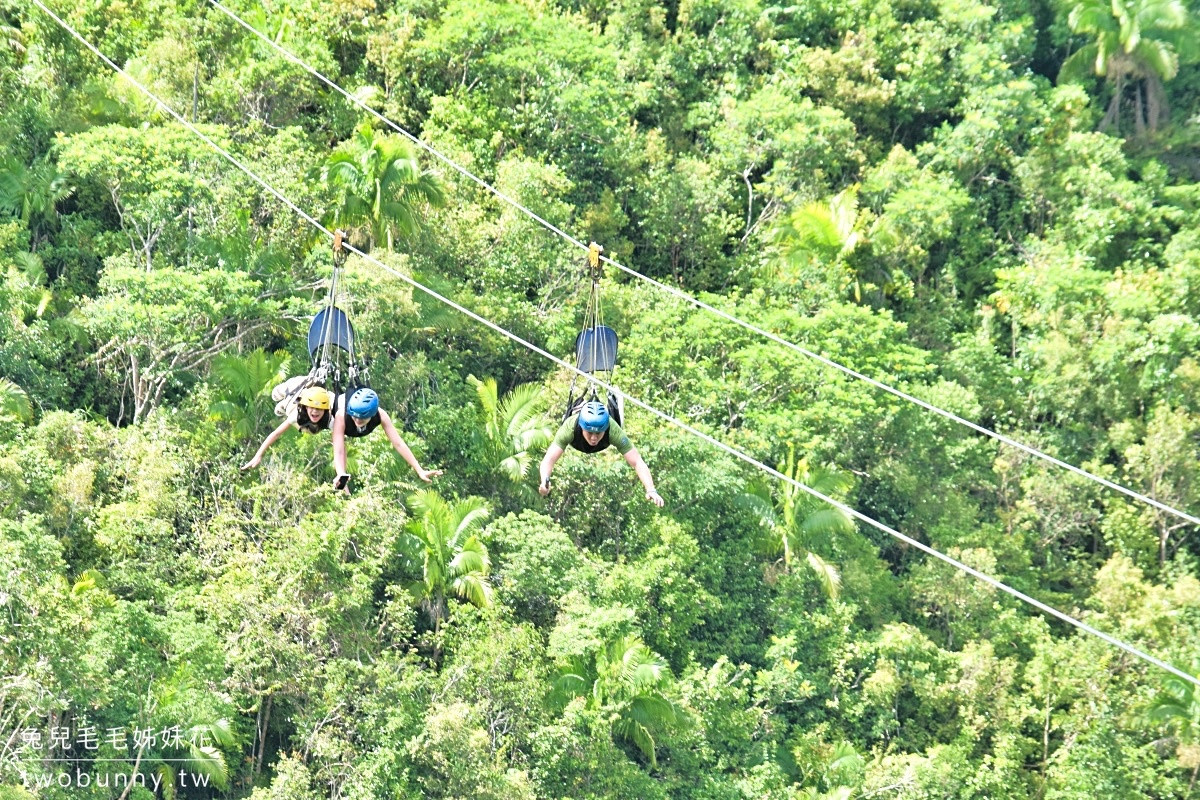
[3,0,1200,797]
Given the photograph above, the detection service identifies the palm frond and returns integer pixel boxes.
[806,465,854,497]
[806,551,842,600]
[499,382,547,437]
[500,451,532,481]
[450,497,490,541]
[408,487,448,522]
[827,741,864,773]
[552,665,593,705]
[322,153,364,180]
[1133,39,1179,79]
[186,744,229,790]
[625,697,678,746]
[0,158,26,215]
[1055,44,1095,83]
[1069,1,1117,35]
[155,763,177,800]
[450,573,492,608]
[378,200,420,239]
[1137,0,1188,29]
[449,537,490,576]
[423,550,448,591]
[735,481,778,528]
[622,644,669,688]
[516,427,554,451]
[778,203,841,261]
[0,378,32,423]
[612,716,658,766]
[210,350,286,402]
[798,506,856,541]
[467,374,501,431]
[71,569,107,595]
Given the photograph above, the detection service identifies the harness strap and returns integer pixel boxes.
[308,230,371,395]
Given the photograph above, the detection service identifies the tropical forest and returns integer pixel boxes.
[3,0,1200,797]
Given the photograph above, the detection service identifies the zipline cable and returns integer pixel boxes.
[34,0,1200,690]
[205,0,1200,531]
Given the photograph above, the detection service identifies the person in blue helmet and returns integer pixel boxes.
[538,399,663,506]
[331,387,442,490]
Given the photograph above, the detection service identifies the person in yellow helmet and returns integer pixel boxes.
[241,385,336,471]
[329,387,442,490]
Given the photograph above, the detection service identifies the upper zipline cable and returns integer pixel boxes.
[205,0,1200,531]
[33,0,1200,690]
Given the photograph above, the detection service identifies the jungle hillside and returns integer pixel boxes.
[3,0,1200,797]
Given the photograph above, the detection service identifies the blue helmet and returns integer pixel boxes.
[579,401,610,433]
[347,388,379,419]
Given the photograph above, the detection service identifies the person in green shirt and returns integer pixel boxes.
[538,400,664,506]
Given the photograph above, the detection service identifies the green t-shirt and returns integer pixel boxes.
[554,414,633,455]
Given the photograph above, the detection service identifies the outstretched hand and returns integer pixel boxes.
[646,490,664,508]
[538,481,550,497]
[240,456,261,472]
[417,468,443,483]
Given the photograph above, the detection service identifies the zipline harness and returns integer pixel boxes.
[307,229,368,393]
[563,242,621,424]
[276,230,369,415]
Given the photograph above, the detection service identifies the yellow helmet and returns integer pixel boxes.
[298,386,331,410]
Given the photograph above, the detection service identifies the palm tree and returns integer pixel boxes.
[775,188,862,270]
[121,670,238,800]
[553,635,682,768]
[467,374,555,482]
[738,445,855,599]
[773,187,871,301]
[319,121,446,252]
[208,350,291,440]
[1059,0,1194,134]
[404,489,491,631]
[136,720,236,799]
[1146,664,1200,792]
[0,156,74,250]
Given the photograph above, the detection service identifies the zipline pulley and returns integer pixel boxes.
[276,230,369,415]
[564,242,621,423]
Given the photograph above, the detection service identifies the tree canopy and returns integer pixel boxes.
[2,0,1200,797]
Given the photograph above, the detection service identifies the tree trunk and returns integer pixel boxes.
[1100,73,1124,132]
[129,351,144,426]
[1161,523,1170,569]
[1041,690,1051,779]
[255,693,272,775]
[1134,81,1146,137]
[115,741,148,800]
[1146,78,1168,132]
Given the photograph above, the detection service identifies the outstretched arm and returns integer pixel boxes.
[379,410,442,483]
[539,444,565,495]
[241,418,294,471]
[624,447,663,507]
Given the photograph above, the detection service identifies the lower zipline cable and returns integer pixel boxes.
[32,0,1199,690]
